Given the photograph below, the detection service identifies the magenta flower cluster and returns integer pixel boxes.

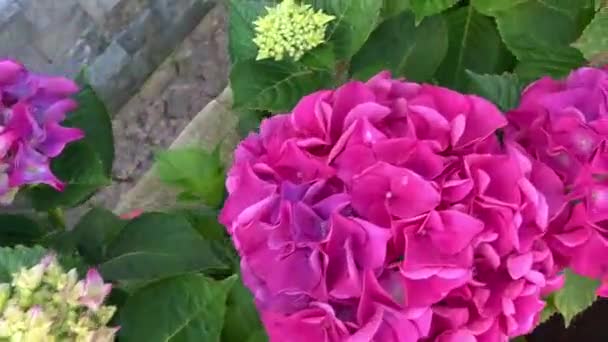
[0,60,83,203]
[220,67,608,341]
[507,67,608,296]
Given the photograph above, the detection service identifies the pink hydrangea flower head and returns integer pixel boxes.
[221,72,563,340]
[506,67,608,286]
[0,59,84,203]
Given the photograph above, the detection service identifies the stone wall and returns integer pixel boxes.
[0,0,216,112]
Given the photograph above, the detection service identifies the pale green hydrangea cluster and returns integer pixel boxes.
[253,0,335,61]
[0,255,117,342]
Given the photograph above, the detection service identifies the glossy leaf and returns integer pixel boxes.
[573,7,608,61]
[231,59,332,113]
[99,213,229,282]
[310,0,383,59]
[381,0,411,18]
[471,0,527,15]
[351,12,448,82]
[27,76,114,210]
[495,0,591,81]
[0,214,44,247]
[119,274,236,341]
[70,207,127,264]
[408,0,459,22]
[436,6,515,90]
[466,71,522,111]
[221,276,267,342]
[28,142,110,210]
[228,0,274,62]
[155,147,225,208]
[553,269,599,326]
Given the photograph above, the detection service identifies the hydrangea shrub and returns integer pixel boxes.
[0,60,84,204]
[221,71,582,341]
[0,254,117,341]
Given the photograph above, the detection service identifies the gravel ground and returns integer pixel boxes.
[86,4,229,212]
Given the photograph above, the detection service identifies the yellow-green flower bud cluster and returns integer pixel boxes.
[0,255,117,342]
[253,0,334,61]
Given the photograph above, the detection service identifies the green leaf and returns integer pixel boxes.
[70,80,114,175]
[300,43,337,71]
[408,0,459,22]
[119,274,236,341]
[0,245,46,282]
[228,0,274,62]
[494,0,590,82]
[435,6,515,91]
[471,0,528,15]
[553,269,599,326]
[155,147,225,208]
[221,276,266,342]
[26,76,114,210]
[0,214,44,247]
[466,71,523,111]
[27,142,110,210]
[310,0,383,59]
[541,294,558,323]
[231,59,332,113]
[573,7,608,61]
[99,212,229,283]
[246,329,269,342]
[236,109,266,138]
[351,12,448,82]
[70,207,127,264]
[381,0,411,18]
[175,208,238,270]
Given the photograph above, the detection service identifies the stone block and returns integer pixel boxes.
[33,6,95,64]
[77,0,121,23]
[87,40,131,111]
[116,8,162,54]
[21,0,80,31]
[0,0,20,27]
[55,25,109,77]
[0,12,35,58]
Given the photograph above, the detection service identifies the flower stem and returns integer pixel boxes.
[48,207,66,230]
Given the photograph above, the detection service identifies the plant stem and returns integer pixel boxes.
[334,60,350,86]
[48,207,66,231]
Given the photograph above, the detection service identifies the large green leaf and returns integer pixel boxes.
[436,6,514,91]
[0,214,44,247]
[466,71,523,111]
[69,80,114,175]
[231,59,332,113]
[27,142,110,210]
[119,274,236,341]
[236,109,266,138]
[155,147,225,208]
[0,245,46,282]
[175,208,239,271]
[221,276,267,342]
[228,0,274,62]
[99,213,229,283]
[350,11,448,82]
[70,207,127,264]
[471,0,527,15]
[541,294,558,323]
[381,0,411,18]
[553,269,599,326]
[408,0,459,22]
[495,0,591,81]
[27,77,114,210]
[310,0,383,59]
[573,7,608,61]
